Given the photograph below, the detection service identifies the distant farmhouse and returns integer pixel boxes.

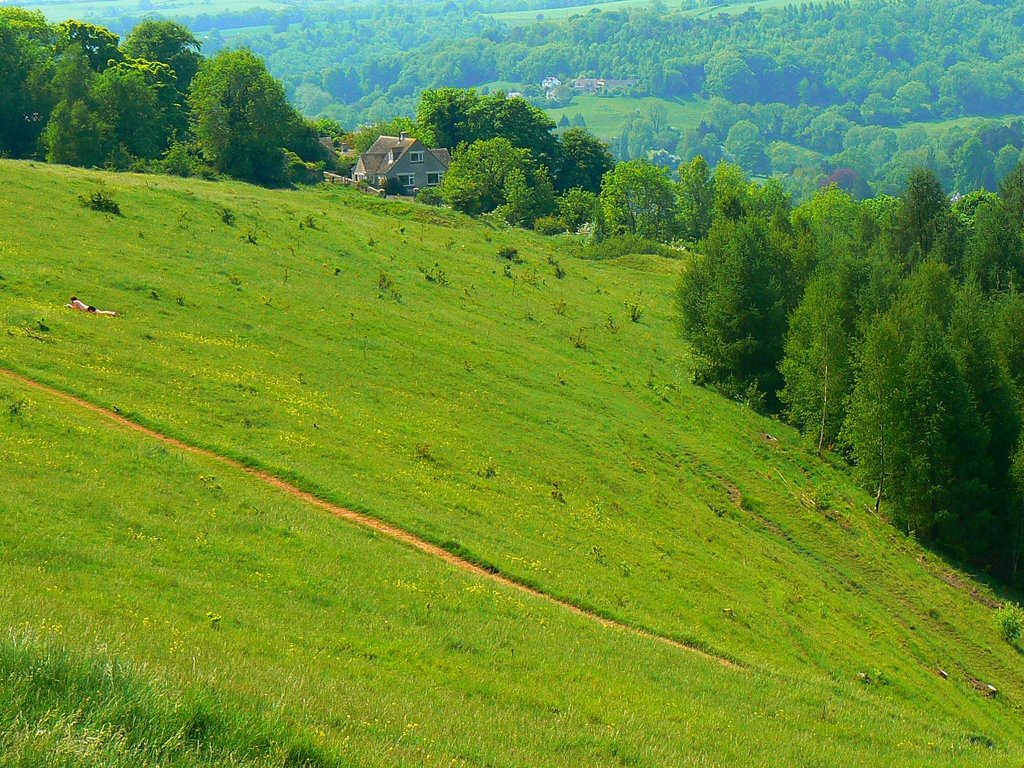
[572,76,640,93]
[542,76,562,99]
[351,133,451,195]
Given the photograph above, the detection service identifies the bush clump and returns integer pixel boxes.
[996,602,1024,643]
[416,187,443,206]
[585,234,673,261]
[161,141,215,179]
[78,189,121,216]
[533,215,568,236]
[497,245,521,263]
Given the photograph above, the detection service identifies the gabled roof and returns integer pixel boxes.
[355,135,451,176]
[427,148,451,166]
[358,135,417,175]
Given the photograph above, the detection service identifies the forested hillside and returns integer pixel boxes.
[677,162,1024,581]
[205,0,1024,197]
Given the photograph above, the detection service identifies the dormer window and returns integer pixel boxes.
[409,151,424,163]
[387,149,395,163]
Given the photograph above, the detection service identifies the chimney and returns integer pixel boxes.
[399,131,410,140]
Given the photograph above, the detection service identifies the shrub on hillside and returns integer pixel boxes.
[585,234,673,260]
[284,149,322,185]
[416,187,443,206]
[78,189,121,216]
[382,176,407,196]
[534,215,568,235]
[497,245,522,263]
[996,602,1024,643]
[162,142,197,177]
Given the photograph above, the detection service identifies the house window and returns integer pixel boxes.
[398,174,416,188]
[426,172,442,187]
[409,151,424,163]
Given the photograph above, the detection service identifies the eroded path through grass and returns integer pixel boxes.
[0,366,736,667]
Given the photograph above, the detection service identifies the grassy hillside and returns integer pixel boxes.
[1,160,1023,765]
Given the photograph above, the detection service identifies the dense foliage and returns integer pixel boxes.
[678,163,1024,581]
[0,8,327,184]
[154,0,1024,198]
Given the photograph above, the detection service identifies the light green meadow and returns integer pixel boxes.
[1,160,1022,765]
[545,95,708,140]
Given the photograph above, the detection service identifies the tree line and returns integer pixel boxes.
[0,8,329,185]
[676,160,1024,583]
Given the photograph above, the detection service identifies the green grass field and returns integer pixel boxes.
[24,0,348,22]
[26,0,285,21]
[2,160,1024,765]
[900,114,1024,137]
[545,95,707,140]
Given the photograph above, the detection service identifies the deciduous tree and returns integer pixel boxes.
[189,49,296,184]
[599,160,680,242]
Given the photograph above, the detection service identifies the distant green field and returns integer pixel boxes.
[546,94,707,140]
[476,80,526,94]
[23,0,351,22]
[2,160,1024,765]
[901,113,1024,136]
[25,0,283,21]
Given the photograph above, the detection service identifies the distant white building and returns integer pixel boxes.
[507,91,526,100]
[542,76,563,100]
[573,76,640,93]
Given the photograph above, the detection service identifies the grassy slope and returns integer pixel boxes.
[545,95,708,140]
[0,632,338,767]
[1,160,1023,764]
[3,371,977,768]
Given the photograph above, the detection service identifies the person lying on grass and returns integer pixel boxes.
[66,297,119,317]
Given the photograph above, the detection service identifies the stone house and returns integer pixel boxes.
[351,133,451,194]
